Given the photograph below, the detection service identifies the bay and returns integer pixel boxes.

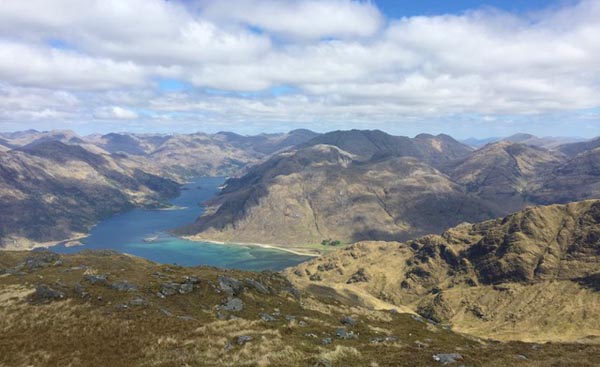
[52,177,313,271]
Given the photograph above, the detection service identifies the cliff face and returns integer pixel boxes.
[287,200,600,342]
[0,141,179,249]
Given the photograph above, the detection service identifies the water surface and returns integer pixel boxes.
[53,177,312,271]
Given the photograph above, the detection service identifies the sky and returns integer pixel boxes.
[0,0,599,138]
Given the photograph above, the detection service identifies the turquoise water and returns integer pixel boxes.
[52,177,313,271]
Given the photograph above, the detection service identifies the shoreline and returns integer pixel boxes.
[182,236,321,257]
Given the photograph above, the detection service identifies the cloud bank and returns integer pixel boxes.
[0,0,598,137]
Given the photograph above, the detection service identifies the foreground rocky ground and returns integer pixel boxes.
[1,250,599,366]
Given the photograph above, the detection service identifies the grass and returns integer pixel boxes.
[1,250,600,366]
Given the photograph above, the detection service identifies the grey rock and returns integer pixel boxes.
[346,268,370,284]
[23,252,60,271]
[336,327,347,338]
[237,335,253,345]
[183,275,200,284]
[160,282,180,296]
[31,284,65,303]
[84,274,109,286]
[285,315,297,321]
[160,308,173,317]
[259,313,277,322]
[218,275,244,296]
[177,315,195,321]
[314,360,332,367]
[283,286,302,298]
[298,320,307,327]
[433,353,463,364]
[129,297,148,307]
[244,278,270,294]
[73,283,88,298]
[179,283,194,294]
[305,333,318,338]
[224,341,233,352]
[293,268,304,277]
[321,337,332,345]
[221,297,244,312]
[111,281,137,292]
[340,316,357,326]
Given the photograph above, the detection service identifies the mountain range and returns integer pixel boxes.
[179,130,600,249]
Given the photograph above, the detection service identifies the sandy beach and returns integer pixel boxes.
[182,236,321,257]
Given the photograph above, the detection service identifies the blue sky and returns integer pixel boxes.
[0,0,598,138]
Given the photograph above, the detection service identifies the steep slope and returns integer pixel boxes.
[2,251,598,366]
[287,200,600,342]
[448,142,566,213]
[559,136,600,157]
[0,141,179,249]
[532,147,600,204]
[177,144,496,247]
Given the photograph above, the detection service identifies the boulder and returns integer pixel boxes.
[340,316,357,326]
[129,297,148,307]
[84,274,109,286]
[237,335,253,345]
[111,281,137,292]
[221,297,244,312]
[259,313,277,322]
[432,353,463,364]
[160,282,180,296]
[31,284,65,303]
[218,275,244,296]
[244,278,270,294]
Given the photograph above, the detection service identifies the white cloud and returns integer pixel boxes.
[196,0,384,40]
[0,0,598,136]
[94,106,139,120]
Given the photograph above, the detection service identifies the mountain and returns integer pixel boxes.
[179,134,600,250]
[447,141,566,213]
[1,250,599,366]
[287,199,600,342]
[176,138,495,248]
[461,136,501,148]
[0,141,179,249]
[299,130,473,167]
[559,137,600,157]
[462,134,585,149]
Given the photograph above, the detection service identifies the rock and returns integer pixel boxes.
[160,282,180,296]
[177,315,195,321]
[23,252,61,271]
[218,275,244,296]
[178,283,194,294]
[237,335,253,345]
[298,320,307,327]
[221,297,244,312]
[31,284,65,303]
[335,327,350,338]
[129,297,148,307]
[305,333,318,338]
[346,268,370,284]
[293,269,304,277]
[111,281,137,292]
[321,337,332,345]
[285,315,296,321]
[283,286,302,298]
[224,341,233,352]
[73,283,88,298]
[183,275,199,284]
[340,316,357,326]
[433,353,463,364]
[370,336,398,343]
[84,274,109,286]
[314,360,332,367]
[259,313,277,322]
[244,278,270,294]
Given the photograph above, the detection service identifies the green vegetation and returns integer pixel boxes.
[321,239,342,246]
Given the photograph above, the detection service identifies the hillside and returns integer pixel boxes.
[176,141,497,247]
[1,250,599,366]
[0,141,179,249]
[286,200,600,342]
